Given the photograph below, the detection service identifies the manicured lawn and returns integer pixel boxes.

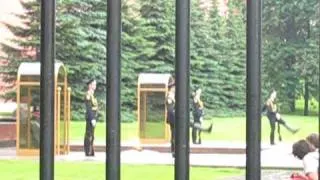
[293,98,319,116]
[202,115,318,143]
[0,160,244,180]
[143,121,166,138]
[71,115,318,143]
[0,112,13,116]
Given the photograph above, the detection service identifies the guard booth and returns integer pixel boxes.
[137,73,173,144]
[16,62,71,156]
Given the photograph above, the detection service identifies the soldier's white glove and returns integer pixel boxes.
[199,117,203,123]
[91,119,96,127]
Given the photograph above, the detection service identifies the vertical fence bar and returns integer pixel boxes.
[175,0,190,178]
[40,0,55,179]
[318,34,320,180]
[246,0,262,179]
[106,0,121,179]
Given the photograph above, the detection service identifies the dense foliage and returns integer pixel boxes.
[1,0,318,120]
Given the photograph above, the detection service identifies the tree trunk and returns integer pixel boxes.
[289,98,295,112]
[304,79,309,116]
[287,86,296,112]
[304,21,310,116]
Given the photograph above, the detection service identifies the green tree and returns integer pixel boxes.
[190,0,211,94]
[121,0,156,121]
[203,0,228,112]
[190,0,221,111]
[139,0,175,73]
[222,0,246,112]
[0,0,108,120]
[55,0,107,121]
[263,0,319,114]
[0,0,40,93]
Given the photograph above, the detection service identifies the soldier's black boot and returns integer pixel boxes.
[283,123,299,134]
[278,118,299,134]
[206,123,213,133]
[270,133,275,145]
[192,128,197,144]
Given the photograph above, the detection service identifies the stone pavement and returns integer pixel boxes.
[0,141,305,180]
[69,139,251,154]
[221,170,293,180]
[0,141,303,170]
[67,140,303,169]
[61,143,303,169]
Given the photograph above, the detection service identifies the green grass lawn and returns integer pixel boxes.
[143,121,166,139]
[292,98,319,116]
[0,112,13,116]
[71,114,318,144]
[0,160,243,180]
[202,115,318,143]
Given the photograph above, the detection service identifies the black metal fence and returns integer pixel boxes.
[39,0,262,179]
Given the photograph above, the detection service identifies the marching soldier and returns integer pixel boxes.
[84,79,98,156]
[191,86,212,144]
[166,80,176,158]
[262,89,299,145]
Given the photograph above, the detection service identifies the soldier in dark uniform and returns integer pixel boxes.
[84,79,98,156]
[166,81,176,158]
[31,105,40,148]
[262,89,299,145]
[191,86,212,144]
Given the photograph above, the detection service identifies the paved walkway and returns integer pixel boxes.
[70,139,268,149]
[221,170,293,180]
[0,141,303,169]
[0,141,304,180]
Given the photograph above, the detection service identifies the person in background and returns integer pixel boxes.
[84,79,98,156]
[30,105,40,148]
[191,86,212,144]
[306,133,319,149]
[166,80,176,158]
[262,89,299,145]
[291,139,319,180]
